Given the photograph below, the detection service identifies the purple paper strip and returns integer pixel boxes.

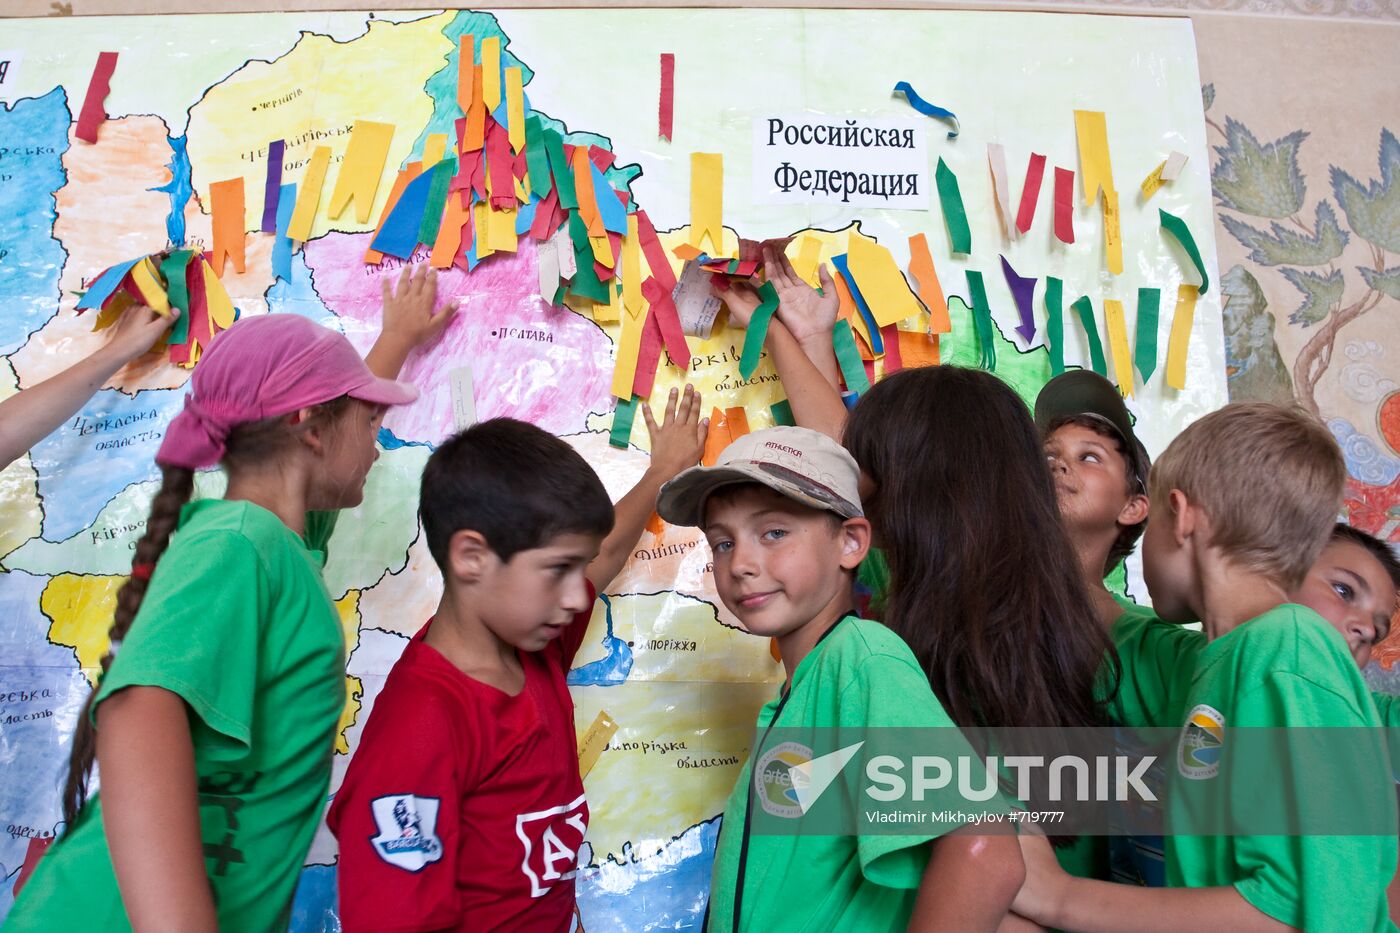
[1000,254,1038,343]
[260,140,284,234]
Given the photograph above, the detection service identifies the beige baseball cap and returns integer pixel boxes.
[656,426,864,527]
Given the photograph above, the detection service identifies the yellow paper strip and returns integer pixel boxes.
[287,145,331,242]
[689,152,723,254]
[611,306,644,398]
[201,259,236,329]
[505,66,525,154]
[589,234,614,270]
[513,171,530,205]
[1165,284,1198,390]
[328,120,394,223]
[622,214,643,316]
[1073,110,1115,206]
[1103,189,1123,275]
[793,235,822,287]
[93,291,134,330]
[472,202,495,259]
[593,284,621,324]
[481,37,501,111]
[129,258,171,314]
[486,205,518,254]
[1140,159,1168,200]
[577,710,619,778]
[1103,298,1134,397]
[422,133,448,169]
[847,233,920,328]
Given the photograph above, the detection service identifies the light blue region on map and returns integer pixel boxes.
[567,593,633,687]
[0,88,71,356]
[29,387,188,541]
[0,571,92,924]
[150,133,193,248]
[266,250,337,327]
[575,817,718,930]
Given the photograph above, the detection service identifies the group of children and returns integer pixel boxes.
[3,246,1398,932]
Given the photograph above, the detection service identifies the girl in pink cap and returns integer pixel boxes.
[8,266,454,933]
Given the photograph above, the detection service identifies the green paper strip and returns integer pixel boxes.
[524,115,553,201]
[416,158,456,246]
[160,250,195,346]
[832,319,871,396]
[1071,295,1107,377]
[1045,276,1065,376]
[1159,209,1209,294]
[965,270,996,371]
[770,399,795,426]
[739,282,779,379]
[1134,286,1162,384]
[544,128,577,210]
[935,158,972,255]
[610,396,638,449]
[566,210,610,302]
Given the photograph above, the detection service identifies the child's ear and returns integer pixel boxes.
[838,516,872,570]
[292,407,325,454]
[1168,489,1196,545]
[1117,493,1150,528]
[447,529,495,582]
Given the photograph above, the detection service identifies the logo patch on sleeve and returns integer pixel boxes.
[369,794,444,872]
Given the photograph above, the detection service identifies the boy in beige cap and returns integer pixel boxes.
[658,426,1026,933]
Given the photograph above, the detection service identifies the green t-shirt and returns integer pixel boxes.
[8,500,347,933]
[1162,604,1398,932]
[1109,598,1205,729]
[708,616,974,933]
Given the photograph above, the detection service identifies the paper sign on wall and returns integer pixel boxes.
[752,114,929,210]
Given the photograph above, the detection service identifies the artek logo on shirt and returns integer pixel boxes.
[1177,704,1225,780]
[515,793,589,897]
[370,794,444,872]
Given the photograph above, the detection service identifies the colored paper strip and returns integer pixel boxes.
[632,306,664,398]
[879,324,903,373]
[523,115,552,201]
[891,80,958,138]
[1140,159,1169,200]
[130,258,170,314]
[417,158,457,247]
[505,67,526,154]
[364,164,419,263]
[635,210,676,291]
[659,53,675,141]
[965,270,996,371]
[370,163,436,258]
[611,306,643,398]
[1016,152,1047,235]
[199,258,236,329]
[329,120,394,223]
[1160,209,1210,294]
[456,35,475,113]
[831,253,883,355]
[987,143,1014,238]
[935,158,972,255]
[610,396,638,449]
[832,319,871,396]
[1103,189,1123,275]
[77,258,140,311]
[898,330,939,368]
[793,235,822,288]
[1165,284,1198,390]
[770,399,795,427]
[260,140,284,234]
[75,51,118,144]
[1073,110,1115,206]
[481,37,502,111]
[1000,255,1037,343]
[1104,298,1133,397]
[689,152,724,254]
[1134,287,1162,384]
[209,178,246,276]
[287,145,331,242]
[1160,151,1188,181]
[592,164,628,235]
[738,282,779,379]
[465,64,486,152]
[640,276,691,370]
[1071,295,1107,377]
[1053,167,1075,244]
[907,233,949,334]
[430,194,471,268]
[1045,276,1066,376]
[272,181,297,282]
[847,234,920,328]
[546,132,577,209]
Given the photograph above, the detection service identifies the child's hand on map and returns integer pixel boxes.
[381,264,458,353]
[763,243,839,348]
[102,303,180,364]
[642,385,708,481]
[711,278,762,329]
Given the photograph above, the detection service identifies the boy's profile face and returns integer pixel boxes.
[1141,491,1196,623]
[1043,422,1142,535]
[475,531,602,652]
[702,485,864,640]
[1294,538,1397,668]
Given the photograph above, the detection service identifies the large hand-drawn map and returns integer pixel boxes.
[0,9,1224,929]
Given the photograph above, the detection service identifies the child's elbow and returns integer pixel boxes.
[970,833,1026,900]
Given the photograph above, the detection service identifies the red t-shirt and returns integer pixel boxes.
[328,591,596,933]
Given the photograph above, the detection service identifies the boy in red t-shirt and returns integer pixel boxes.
[329,391,706,932]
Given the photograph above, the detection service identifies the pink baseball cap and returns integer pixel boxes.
[158,314,418,470]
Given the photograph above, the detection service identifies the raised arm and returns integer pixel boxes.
[365,264,458,380]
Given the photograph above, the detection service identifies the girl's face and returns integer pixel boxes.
[313,401,386,509]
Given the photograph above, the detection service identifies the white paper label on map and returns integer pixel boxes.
[673,260,722,339]
[449,365,477,432]
[752,114,929,210]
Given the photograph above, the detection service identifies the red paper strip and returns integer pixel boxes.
[75,51,118,144]
[485,121,515,210]
[641,275,692,370]
[635,210,677,290]
[632,308,665,398]
[879,324,903,372]
[1053,167,1076,244]
[529,188,561,241]
[659,53,675,142]
[1016,153,1047,235]
[588,145,616,172]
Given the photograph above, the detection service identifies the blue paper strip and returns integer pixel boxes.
[591,162,628,235]
[272,182,297,284]
[893,81,960,139]
[371,166,439,259]
[77,258,141,310]
[831,253,884,354]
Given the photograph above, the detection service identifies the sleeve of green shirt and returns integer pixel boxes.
[302,510,339,553]
[1229,671,1397,931]
[92,529,267,760]
[1109,610,1204,728]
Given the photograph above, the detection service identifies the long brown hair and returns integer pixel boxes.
[844,367,1115,732]
[61,397,354,825]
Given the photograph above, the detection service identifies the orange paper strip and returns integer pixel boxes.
[209,178,246,276]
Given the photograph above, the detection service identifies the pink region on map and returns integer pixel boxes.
[304,234,615,443]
